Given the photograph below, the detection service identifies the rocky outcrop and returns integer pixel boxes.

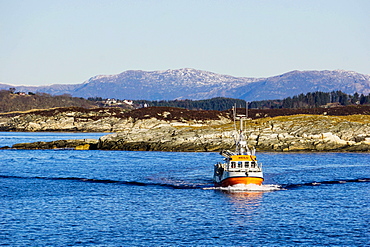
[10,139,98,150]
[0,106,231,132]
[9,114,370,152]
[97,126,233,152]
[3,107,370,152]
[246,115,370,152]
[96,115,370,152]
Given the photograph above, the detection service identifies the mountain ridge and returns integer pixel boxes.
[1,69,370,101]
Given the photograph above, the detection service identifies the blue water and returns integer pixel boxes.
[0,132,109,148]
[0,133,369,246]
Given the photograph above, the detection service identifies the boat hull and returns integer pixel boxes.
[217,176,264,187]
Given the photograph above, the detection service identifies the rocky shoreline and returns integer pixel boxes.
[2,106,370,152]
[2,115,370,152]
[0,106,230,132]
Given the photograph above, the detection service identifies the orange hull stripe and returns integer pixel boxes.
[220,177,263,187]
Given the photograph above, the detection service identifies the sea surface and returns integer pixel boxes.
[0,132,369,246]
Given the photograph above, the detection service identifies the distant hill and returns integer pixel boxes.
[1,69,370,101]
[0,90,95,113]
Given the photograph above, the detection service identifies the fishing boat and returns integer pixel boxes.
[213,107,263,187]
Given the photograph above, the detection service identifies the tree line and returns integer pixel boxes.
[133,97,247,111]
[134,91,370,111]
[3,88,370,113]
[249,91,367,109]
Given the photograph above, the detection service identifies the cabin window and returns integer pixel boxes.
[245,162,249,168]
[251,162,256,168]
[231,162,236,168]
[238,162,243,168]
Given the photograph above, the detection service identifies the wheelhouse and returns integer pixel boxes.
[228,160,259,170]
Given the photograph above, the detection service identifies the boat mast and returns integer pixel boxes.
[233,102,251,155]
[233,104,237,134]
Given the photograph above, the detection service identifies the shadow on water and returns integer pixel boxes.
[0,175,207,189]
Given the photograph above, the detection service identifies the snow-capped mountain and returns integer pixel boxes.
[2,68,370,101]
[71,68,257,100]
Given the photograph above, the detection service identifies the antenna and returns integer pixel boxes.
[246,101,248,119]
[233,103,237,132]
[245,101,248,131]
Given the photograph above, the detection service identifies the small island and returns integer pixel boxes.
[2,105,370,152]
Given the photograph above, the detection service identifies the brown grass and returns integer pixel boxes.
[2,105,370,124]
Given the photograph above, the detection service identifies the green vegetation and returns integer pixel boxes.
[0,90,95,113]
[3,88,370,113]
[133,97,247,111]
[250,91,367,109]
[132,91,370,111]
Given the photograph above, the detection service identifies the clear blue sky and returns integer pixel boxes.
[1,0,369,85]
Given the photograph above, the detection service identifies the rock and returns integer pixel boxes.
[0,107,231,132]
[75,144,92,150]
[3,107,370,152]
[11,139,98,150]
[97,126,233,152]
[96,114,370,152]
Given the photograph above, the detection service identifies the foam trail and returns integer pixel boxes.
[205,183,282,192]
[282,178,370,189]
[205,178,370,191]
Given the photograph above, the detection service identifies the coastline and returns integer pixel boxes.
[1,106,370,152]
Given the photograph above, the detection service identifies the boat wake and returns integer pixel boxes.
[0,175,205,190]
[205,183,282,192]
[281,178,370,189]
[206,177,370,192]
[1,175,369,191]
